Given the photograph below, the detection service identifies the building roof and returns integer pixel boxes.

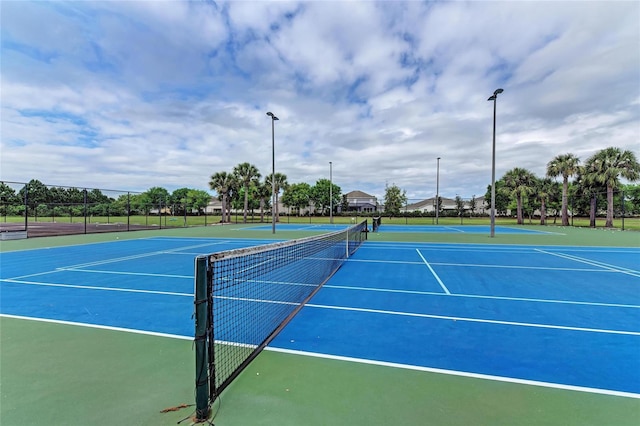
[345,190,376,198]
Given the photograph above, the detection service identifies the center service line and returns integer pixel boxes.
[416,249,451,295]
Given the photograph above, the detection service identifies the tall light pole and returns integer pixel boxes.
[329,161,333,224]
[266,112,279,234]
[487,88,504,238]
[435,157,441,225]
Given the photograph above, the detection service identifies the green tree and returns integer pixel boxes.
[85,189,114,216]
[254,180,272,222]
[535,177,557,225]
[19,179,50,219]
[0,183,18,216]
[574,163,606,227]
[586,147,640,227]
[454,195,465,217]
[209,171,235,223]
[236,180,261,215]
[265,172,288,222]
[233,162,261,223]
[310,179,341,216]
[65,187,85,204]
[128,193,148,215]
[142,187,170,214]
[547,153,580,226]
[468,195,477,216]
[186,189,211,216]
[340,194,350,213]
[282,183,312,216]
[87,189,110,204]
[622,184,640,215]
[49,187,67,205]
[502,167,537,225]
[484,181,510,216]
[171,188,191,215]
[383,183,407,216]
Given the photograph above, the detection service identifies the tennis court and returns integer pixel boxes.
[1,228,639,425]
[241,223,558,234]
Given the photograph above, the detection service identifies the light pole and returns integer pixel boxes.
[329,161,333,224]
[487,88,504,238]
[266,111,279,234]
[435,157,441,225]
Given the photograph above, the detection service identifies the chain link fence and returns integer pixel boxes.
[0,181,220,238]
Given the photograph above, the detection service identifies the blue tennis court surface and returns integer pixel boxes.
[240,223,557,234]
[241,223,352,232]
[375,224,558,234]
[1,238,638,397]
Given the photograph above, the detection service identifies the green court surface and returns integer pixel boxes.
[1,224,639,425]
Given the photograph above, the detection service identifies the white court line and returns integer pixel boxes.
[2,313,635,399]
[57,268,192,279]
[0,313,192,340]
[213,295,298,305]
[441,226,465,233]
[415,249,450,295]
[6,241,223,281]
[361,242,639,253]
[63,241,218,270]
[428,262,614,272]
[306,303,640,336]
[1,279,302,304]
[535,249,640,277]
[4,269,65,281]
[323,284,640,309]
[266,347,640,399]
[349,257,612,272]
[1,278,193,297]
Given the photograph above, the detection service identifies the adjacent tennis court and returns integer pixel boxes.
[1,227,639,425]
[240,223,558,234]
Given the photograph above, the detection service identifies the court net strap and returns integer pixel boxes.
[193,220,368,420]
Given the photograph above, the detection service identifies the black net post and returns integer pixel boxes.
[194,255,210,421]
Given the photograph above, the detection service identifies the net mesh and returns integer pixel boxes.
[199,220,368,405]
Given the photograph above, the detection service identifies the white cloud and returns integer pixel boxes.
[1,0,638,201]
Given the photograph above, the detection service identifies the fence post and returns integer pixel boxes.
[621,190,625,231]
[24,183,29,232]
[127,192,131,231]
[84,189,88,234]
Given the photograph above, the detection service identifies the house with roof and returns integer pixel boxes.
[401,196,488,215]
[342,190,379,213]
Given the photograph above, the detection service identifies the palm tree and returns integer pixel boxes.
[546,153,580,226]
[573,164,603,228]
[586,147,640,227]
[255,180,272,223]
[265,172,288,222]
[536,177,556,225]
[502,167,537,225]
[209,171,234,223]
[233,162,261,223]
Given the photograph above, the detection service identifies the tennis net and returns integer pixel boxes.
[194,220,368,420]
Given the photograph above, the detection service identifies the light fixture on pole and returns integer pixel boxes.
[329,161,333,224]
[487,88,504,238]
[436,157,441,225]
[266,111,279,234]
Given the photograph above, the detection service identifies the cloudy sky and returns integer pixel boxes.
[1,1,639,201]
